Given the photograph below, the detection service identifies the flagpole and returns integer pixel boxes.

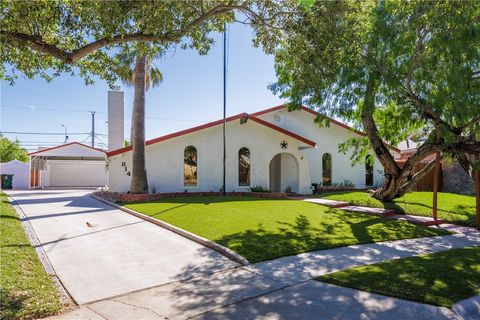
[222,22,227,196]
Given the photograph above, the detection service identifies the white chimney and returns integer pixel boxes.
[108,88,124,151]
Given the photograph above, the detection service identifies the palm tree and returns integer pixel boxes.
[117,51,163,194]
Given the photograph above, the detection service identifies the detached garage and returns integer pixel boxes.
[29,142,107,188]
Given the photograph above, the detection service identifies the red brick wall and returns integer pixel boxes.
[118,191,289,203]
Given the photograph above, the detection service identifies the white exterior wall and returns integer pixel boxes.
[0,160,29,189]
[108,120,312,193]
[257,109,387,188]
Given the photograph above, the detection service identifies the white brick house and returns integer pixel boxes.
[107,105,399,194]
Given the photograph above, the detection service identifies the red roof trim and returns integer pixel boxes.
[107,112,316,157]
[249,115,316,147]
[28,142,106,156]
[252,104,401,153]
[107,113,247,157]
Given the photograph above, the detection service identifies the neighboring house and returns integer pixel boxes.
[107,105,399,194]
[0,159,29,189]
[395,138,475,194]
[29,142,107,188]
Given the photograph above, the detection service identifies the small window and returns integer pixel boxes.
[184,146,197,187]
[322,153,332,186]
[365,155,374,186]
[238,147,251,186]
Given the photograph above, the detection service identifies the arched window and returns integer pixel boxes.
[238,147,251,186]
[322,153,332,186]
[184,146,197,187]
[365,155,374,186]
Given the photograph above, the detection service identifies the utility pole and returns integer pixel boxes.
[60,124,68,144]
[222,22,227,196]
[91,111,95,147]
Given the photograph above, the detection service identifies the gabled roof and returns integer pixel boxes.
[252,104,401,153]
[107,112,317,157]
[28,142,106,156]
[252,104,367,136]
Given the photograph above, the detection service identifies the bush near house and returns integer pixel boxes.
[124,196,449,262]
[0,193,65,320]
[317,247,480,307]
[249,185,271,193]
[320,191,476,226]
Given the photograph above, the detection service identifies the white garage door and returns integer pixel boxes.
[49,161,106,187]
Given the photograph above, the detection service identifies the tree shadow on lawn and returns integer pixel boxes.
[0,287,62,320]
[214,211,443,263]
[0,289,28,320]
[322,191,476,226]
[317,246,480,307]
[390,201,475,226]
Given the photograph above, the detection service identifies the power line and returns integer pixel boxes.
[2,104,208,123]
[2,131,91,135]
[16,141,66,143]
[1,131,107,136]
[1,104,106,114]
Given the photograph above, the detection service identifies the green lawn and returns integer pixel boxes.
[320,191,476,226]
[317,247,480,307]
[124,196,449,263]
[0,192,64,320]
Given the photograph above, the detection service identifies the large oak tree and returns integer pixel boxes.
[1,0,293,193]
[266,0,480,200]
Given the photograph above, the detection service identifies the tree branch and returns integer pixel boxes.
[396,158,437,195]
[0,31,71,62]
[399,141,438,179]
[1,3,265,64]
[455,115,480,131]
[403,27,462,136]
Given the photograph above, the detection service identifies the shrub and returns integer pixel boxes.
[250,185,271,193]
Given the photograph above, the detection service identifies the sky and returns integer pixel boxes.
[0,22,286,152]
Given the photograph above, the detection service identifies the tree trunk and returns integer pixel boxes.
[359,72,442,201]
[372,159,435,201]
[372,174,401,201]
[130,55,148,194]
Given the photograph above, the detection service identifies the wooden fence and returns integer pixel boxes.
[397,162,442,192]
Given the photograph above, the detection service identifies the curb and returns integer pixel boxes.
[452,295,480,320]
[89,194,250,266]
[8,196,75,306]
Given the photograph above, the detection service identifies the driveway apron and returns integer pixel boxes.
[6,188,237,304]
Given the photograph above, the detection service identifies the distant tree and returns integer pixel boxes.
[265,0,480,200]
[0,136,28,163]
[1,1,293,193]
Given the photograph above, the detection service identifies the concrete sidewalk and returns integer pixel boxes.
[250,231,480,286]
[47,224,479,319]
[6,189,237,304]
[49,266,456,320]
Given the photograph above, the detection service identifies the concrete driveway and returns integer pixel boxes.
[6,188,237,304]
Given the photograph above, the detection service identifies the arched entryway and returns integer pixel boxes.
[269,153,299,193]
